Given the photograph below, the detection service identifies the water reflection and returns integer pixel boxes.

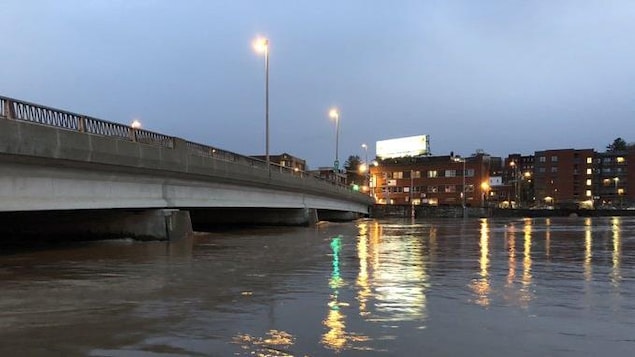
[584,218,592,282]
[611,217,622,289]
[470,219,490,307]
[322,235,370,352]
[233,330,295,356]
[521,218,533,306]
[364,222,428,323]
[506,222,516,287]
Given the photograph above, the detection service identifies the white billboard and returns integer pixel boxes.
[376,135,429,159]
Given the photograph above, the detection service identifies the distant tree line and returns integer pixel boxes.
[607,137,635,152]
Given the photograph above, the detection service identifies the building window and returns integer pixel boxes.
[428,170,438,178]
[393,172,403,179]
[602,179,611,186]
[551,167,558,173]
[412,170,421,178]
[586,179,592,186]
[466,169,475,177]
[428,186,438,193]
[603,157,612,163]
[586,157,593,164]
[551,156,558,162]
[539,156,546,163]
[465,184,475,192]
[618,188,625,195]
[617,157,625,164]
[586,190,592,197]
[445,170,456,177]
[539,167,546,173]
[445,185,456,193]
[586,168,592,175]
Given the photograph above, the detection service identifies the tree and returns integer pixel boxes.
[344,155,364,185]
[607,137,627,152]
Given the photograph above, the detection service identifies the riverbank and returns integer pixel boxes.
[370,204,635,218]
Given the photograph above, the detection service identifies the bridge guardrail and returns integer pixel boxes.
[0,95,365,195]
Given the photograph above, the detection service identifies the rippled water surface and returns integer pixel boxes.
[2,217,635,356]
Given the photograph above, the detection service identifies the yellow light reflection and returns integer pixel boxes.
[584,218,592,282]
[356,223,371,316]
[232,330,296,356]
[506,223,516,286]
[611,217,621,288]
[322,234,370,352]
[520,218,533,307]
[470,219,490,307]
[545,218,551,258]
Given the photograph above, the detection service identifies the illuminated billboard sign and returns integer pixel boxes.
[376,135,429,159]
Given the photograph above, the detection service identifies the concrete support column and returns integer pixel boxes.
[0,209,193,243]
[317,209,361,222]
[190,208,319,229]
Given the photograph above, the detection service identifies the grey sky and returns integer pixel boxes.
[2,1,634,168]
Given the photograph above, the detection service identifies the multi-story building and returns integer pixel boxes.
[369,154,491,207]
[503,154,535,206]
[533,149,595,207]
[594,149,635,208]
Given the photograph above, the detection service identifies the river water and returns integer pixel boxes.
[1,217,635,356]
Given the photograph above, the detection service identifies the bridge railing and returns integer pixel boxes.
[0,96,174,148]
[0,95,361,193]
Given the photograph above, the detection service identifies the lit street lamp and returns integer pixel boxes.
[252,36,270,171]
[361,143,369,194]
[329,108,340,172]
[510,161,519,208]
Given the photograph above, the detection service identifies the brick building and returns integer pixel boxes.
[533,149,595,207]
[594,149,635,208]
[369,154,491,207]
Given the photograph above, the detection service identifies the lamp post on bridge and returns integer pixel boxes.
[329,108,340,173]
[362,143,369,194]
[252,36,270,172]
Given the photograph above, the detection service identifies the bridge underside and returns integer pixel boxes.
[0,207,363,244]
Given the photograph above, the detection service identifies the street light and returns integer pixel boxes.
[510,161,519,208]
[252,36,270,171]
[481,181,490,207]
[361,143,369,194]
[329,108,340,172]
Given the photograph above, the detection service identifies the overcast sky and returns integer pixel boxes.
[2,1,635,168]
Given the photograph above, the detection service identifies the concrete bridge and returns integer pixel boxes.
[0,96,372,241]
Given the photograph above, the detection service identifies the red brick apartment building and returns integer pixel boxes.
[369,154,491,207]
[594,149,635,207]
[533,149,595,206]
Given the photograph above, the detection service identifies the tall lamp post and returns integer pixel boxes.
[329,108,340,173]
[361,143,369,193]
[252,36,270,171]
[510,161,519,208]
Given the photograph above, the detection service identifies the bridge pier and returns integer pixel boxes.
[0,209,193,243]
[317,209,362,222]
[190,208,319,229]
